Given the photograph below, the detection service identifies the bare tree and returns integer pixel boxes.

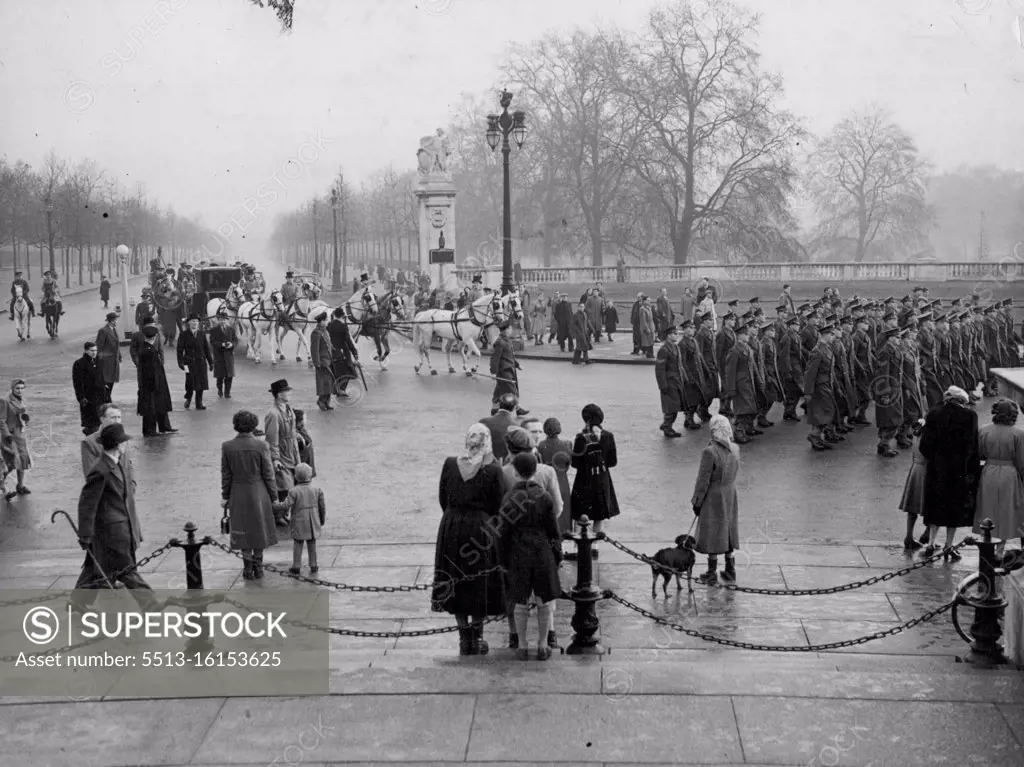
[806,105,930,262]
[247,0,293,30]
[616,0,804,264]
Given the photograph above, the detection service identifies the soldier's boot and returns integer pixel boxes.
[696,555,719,586]
[824,426,844,443]
[699,407,713,423]
[719,398,735,417]
[783,403,800,422]
[733,422,752,444]
[877,440,899,458]
[660,414,682,438]
[683,413,701,430]
[808,432,831,451]
[756,413,775,428]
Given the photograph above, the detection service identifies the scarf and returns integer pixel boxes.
[457,423,493,481]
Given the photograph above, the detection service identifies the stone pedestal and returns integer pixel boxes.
[413,179,456,294]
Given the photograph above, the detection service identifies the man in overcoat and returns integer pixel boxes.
[96,312,122,400]
[873,326,904,457]
[137,327,176,437]
[677,319,708,429]
[554,294,573,352]
[479,393,520,462]
[208,311,238,398]
[130,314,164,367]
[655,288,673,342]
[638,296,656,358]
[849,315,874,425]
[724,324,758,443]
[696,311,720,406]
[715,313,737,416]
[803,323,838,451]
[630,293,643,354]
[265,379,300,503]
[778,315,804,422]
[569,302,593,365]
[490,321,527,412]
[327,307,360,398]
[655,323,686,437]
[759,322,785,428]
[586,289,604,343]
[73,423,158,610]
[177,314,214,410]
[72,342,108,436]
[745,318,768,433]
[310,310,335,411]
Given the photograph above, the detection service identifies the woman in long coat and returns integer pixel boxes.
[972,399,1024,557]
[221,410,279,580]
[638,298,656,356]
[570,403,619,557]
[691,414,741,585]
[137,328,174,436]
[432,423,507,655]
[0,378,32,499]
[919,386,980,559]
[208,312,238,398]
[176,314,213,409]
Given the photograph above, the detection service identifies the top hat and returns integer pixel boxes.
[359,272,371,282]
[269,379,292,396]
[285,271,295,278]
[472,274,482,283]
[186,313,201,322]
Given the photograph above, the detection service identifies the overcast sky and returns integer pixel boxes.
[1,0,1022,250]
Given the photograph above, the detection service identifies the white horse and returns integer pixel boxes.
[411,292,509,376]
[275,282,328,366]
[445,290,525,365]
[237,290,284,364]
[206,282,248,332]
[12,286,31,341]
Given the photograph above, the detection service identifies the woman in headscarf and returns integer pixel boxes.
[0,379,32,500]
[432,423,507,656]
[691,414,741,585]
[972,399,1024,564]
[570,403,619,558]
[920,385,980,559]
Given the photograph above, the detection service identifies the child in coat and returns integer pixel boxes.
[272,463,325,574]
[294,409,316,477]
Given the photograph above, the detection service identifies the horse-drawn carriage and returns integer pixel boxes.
[149,264,245,330]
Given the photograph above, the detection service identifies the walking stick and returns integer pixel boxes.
[51,509,119,590]
[356,360,369,391]
[469,370,519,386]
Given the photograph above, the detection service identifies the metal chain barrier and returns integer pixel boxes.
[601,535,973,596]
[606,590,956,652]
[207,539,505,593]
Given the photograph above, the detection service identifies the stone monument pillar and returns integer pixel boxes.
[413,128,457,293]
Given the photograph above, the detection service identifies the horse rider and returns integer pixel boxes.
[9,270,35,320]
[42,270,58,300]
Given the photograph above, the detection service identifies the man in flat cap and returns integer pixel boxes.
[177,314,213,410]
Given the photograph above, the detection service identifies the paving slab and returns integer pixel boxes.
[734,696,1024,766]
[334,656,602,694]
[599,662,1024,702]
[999,705,1024,751]
[802,617,965,655]
[779,564,970,596]
[192,695,475,763]
[4,698,225,766]
[332,544,437,567]
[467,693,742,763]
[859,543,980,569]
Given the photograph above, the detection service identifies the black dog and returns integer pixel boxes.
[650,534,696,596]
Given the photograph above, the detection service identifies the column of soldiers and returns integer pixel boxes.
[655,286,1020,452]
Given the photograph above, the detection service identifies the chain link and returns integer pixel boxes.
[207,539,504,592]
[602,536,973,596]
[605,590,955,652]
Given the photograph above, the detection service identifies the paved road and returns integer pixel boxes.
[0,283,999,555]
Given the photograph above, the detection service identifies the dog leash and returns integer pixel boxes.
[686,516,697,537]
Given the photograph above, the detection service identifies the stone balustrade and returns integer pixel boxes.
[452,260,1021,288]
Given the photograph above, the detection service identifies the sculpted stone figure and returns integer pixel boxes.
[417,128,451,177]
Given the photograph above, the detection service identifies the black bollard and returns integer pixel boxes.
[961,519,1008,667]
[564,515,606,656]
[168,522,215,655]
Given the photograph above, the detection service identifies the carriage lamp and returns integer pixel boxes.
[484,89,527,296]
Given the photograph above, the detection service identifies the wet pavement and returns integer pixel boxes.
[2,283,1023,767]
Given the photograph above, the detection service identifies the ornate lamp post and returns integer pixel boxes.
[330,187,341,291]
[486,90,527,295]
[116,244,130,335]
[45,196,56,275]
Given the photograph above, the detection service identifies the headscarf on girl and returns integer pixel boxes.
[457,423,493,481]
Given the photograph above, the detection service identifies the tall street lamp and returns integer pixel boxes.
[330,187,341,291]
[45,196,55,275]
[486,89,527,295]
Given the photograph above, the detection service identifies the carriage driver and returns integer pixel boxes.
[240,264,259,297]
[9,271,35,320]
[280,270,299,312]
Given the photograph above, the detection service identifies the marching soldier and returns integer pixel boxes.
[715,312,737,416]
[745,314,769,432]
[831,315,857,435]
[873,326,904,457]
[917,311,943,410]
[778,314,805,422]
[677,319,707,429]
[695,311,719,420]
[654,323,686,438]
[760,321,785,427]
[849,314,874,425]
[898,323,925,449]
[724,323,758,444]
[803,322,838,451]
